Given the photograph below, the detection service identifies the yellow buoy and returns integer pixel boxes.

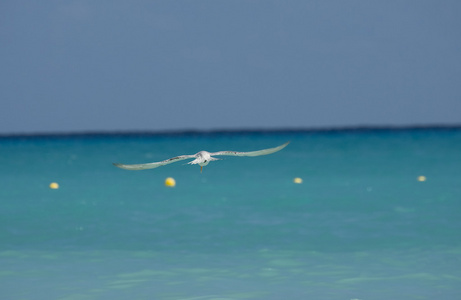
[293,177,303,184]
[164,177,176,187]
[417,176,426,182]
[49,182,59,189]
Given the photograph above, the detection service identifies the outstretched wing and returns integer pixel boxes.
[113,155,195,170]
[210,141,289,157]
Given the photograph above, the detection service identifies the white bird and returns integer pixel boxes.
[113,141,289,173]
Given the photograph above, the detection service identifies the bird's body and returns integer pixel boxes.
[190,151,219,168]
[113,142,289,172]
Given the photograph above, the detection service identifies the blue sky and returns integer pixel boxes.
[1,0,460,134]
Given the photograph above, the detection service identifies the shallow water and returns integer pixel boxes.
[1,129,460,299]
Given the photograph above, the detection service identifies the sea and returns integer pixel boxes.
[1,128,460,300]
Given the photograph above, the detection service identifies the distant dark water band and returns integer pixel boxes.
[2,124,461,139]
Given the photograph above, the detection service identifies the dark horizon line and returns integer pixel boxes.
[1,124,461,138]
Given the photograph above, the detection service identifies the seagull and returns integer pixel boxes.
[113,141,289,173]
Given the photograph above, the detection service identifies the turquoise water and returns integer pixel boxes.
[1,129,460,299]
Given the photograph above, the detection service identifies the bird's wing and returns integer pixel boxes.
[113,155,195,170]
[210,141,289,157]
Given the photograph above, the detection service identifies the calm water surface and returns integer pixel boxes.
[1,129,460,299]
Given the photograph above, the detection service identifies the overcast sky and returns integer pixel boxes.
[1,0,460,134]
